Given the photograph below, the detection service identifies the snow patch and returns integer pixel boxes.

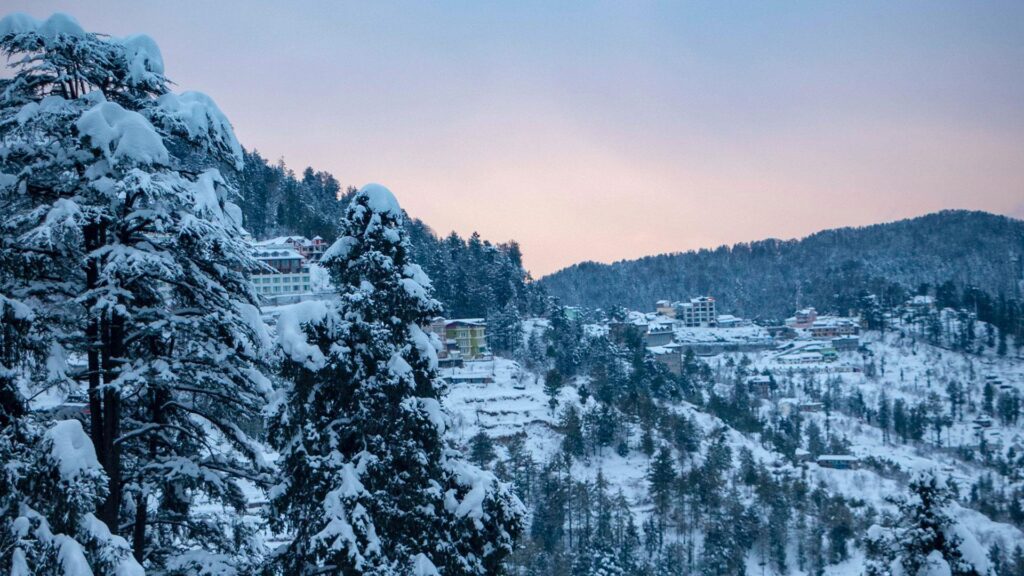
[44,420,101,482]
[155,92,244,169]
[276,300,332,370]
[358,183,402,218]
[0,13,86,40]
[411,553,440,575]
[0,13,41,36]
[76,100,169,166]
[118,34,164,87]
[38,13,85,39]
[322,236,358,263]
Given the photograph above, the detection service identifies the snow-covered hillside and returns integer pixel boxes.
[440,319,1024,575]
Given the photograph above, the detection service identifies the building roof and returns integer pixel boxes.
[255,247,304,260]
[810,317,858,328]
[446,318,486,327]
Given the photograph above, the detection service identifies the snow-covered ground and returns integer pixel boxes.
[441,323,1024,573]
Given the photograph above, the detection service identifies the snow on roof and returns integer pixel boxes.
[810,317,858,328]
[647,345,678,355]
[648,319,674,332]
[673,324,771,343]
[257,236,309,246]
[255,247,303,260]
[447,318,485,327]
[816,455,859,461]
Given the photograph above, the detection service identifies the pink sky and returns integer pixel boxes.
[5,2,1024,275]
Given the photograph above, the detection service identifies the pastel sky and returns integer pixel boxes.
[5,1,1024,275]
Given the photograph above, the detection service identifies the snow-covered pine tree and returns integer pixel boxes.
[0,417,145,575]
[867,472,984,576]
[269,184,523,575]
[0,13,270,571]
[2,281,141,573]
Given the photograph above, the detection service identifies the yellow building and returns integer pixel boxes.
[444,319,489,359]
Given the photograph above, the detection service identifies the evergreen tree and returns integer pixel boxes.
[487,300,523,356]
[560,405,585,459]
[0,419,144,575]
[878,391,892,443]
[1,291,141,574]
[701,491,751,576]
[531,460,569,553]
[545,368,564,413]
[647,446,676,530]
[268,185,523,574]
[805,419,826,457]
[469,430,497,468]
[869,472,982,576]
[1,13,269,570]
[503,433,536,501]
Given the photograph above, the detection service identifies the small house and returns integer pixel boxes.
[816,455,859,470]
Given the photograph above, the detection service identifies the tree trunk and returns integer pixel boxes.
[100,306,124,531]
[85,223,104,459]
[131,489,147,563]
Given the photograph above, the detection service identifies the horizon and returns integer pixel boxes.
[4,1,1024,276]
[541,207,1023,274]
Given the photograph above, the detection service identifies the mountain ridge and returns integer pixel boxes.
[539,209,1024,318]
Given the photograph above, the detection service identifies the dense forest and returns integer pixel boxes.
[235,150,547,318]
[541,211,1024,320]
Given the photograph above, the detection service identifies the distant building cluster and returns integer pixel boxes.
[614,295,867,377]
[252,236,326,300]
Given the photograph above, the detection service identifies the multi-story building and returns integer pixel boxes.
[252,242,311,300]
[808,317,859,339]
[648,344,682,375]
[645,323,675,346]
[259,235,328,262]
[676,296,717,327]
[446,319,489,359]
[787,307,819,328]
[428,318,490,360]
[302,236,328,261]
[428,317,464,367]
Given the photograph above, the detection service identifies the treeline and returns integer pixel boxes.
[541,210,1024,321]
[235,151,546,318]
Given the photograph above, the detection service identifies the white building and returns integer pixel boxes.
[655,296,718,327]
[677,296,717,327]
[253,241,311,300]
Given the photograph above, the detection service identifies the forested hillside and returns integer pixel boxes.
[235,150,546,318]
[541,211,1024,319]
